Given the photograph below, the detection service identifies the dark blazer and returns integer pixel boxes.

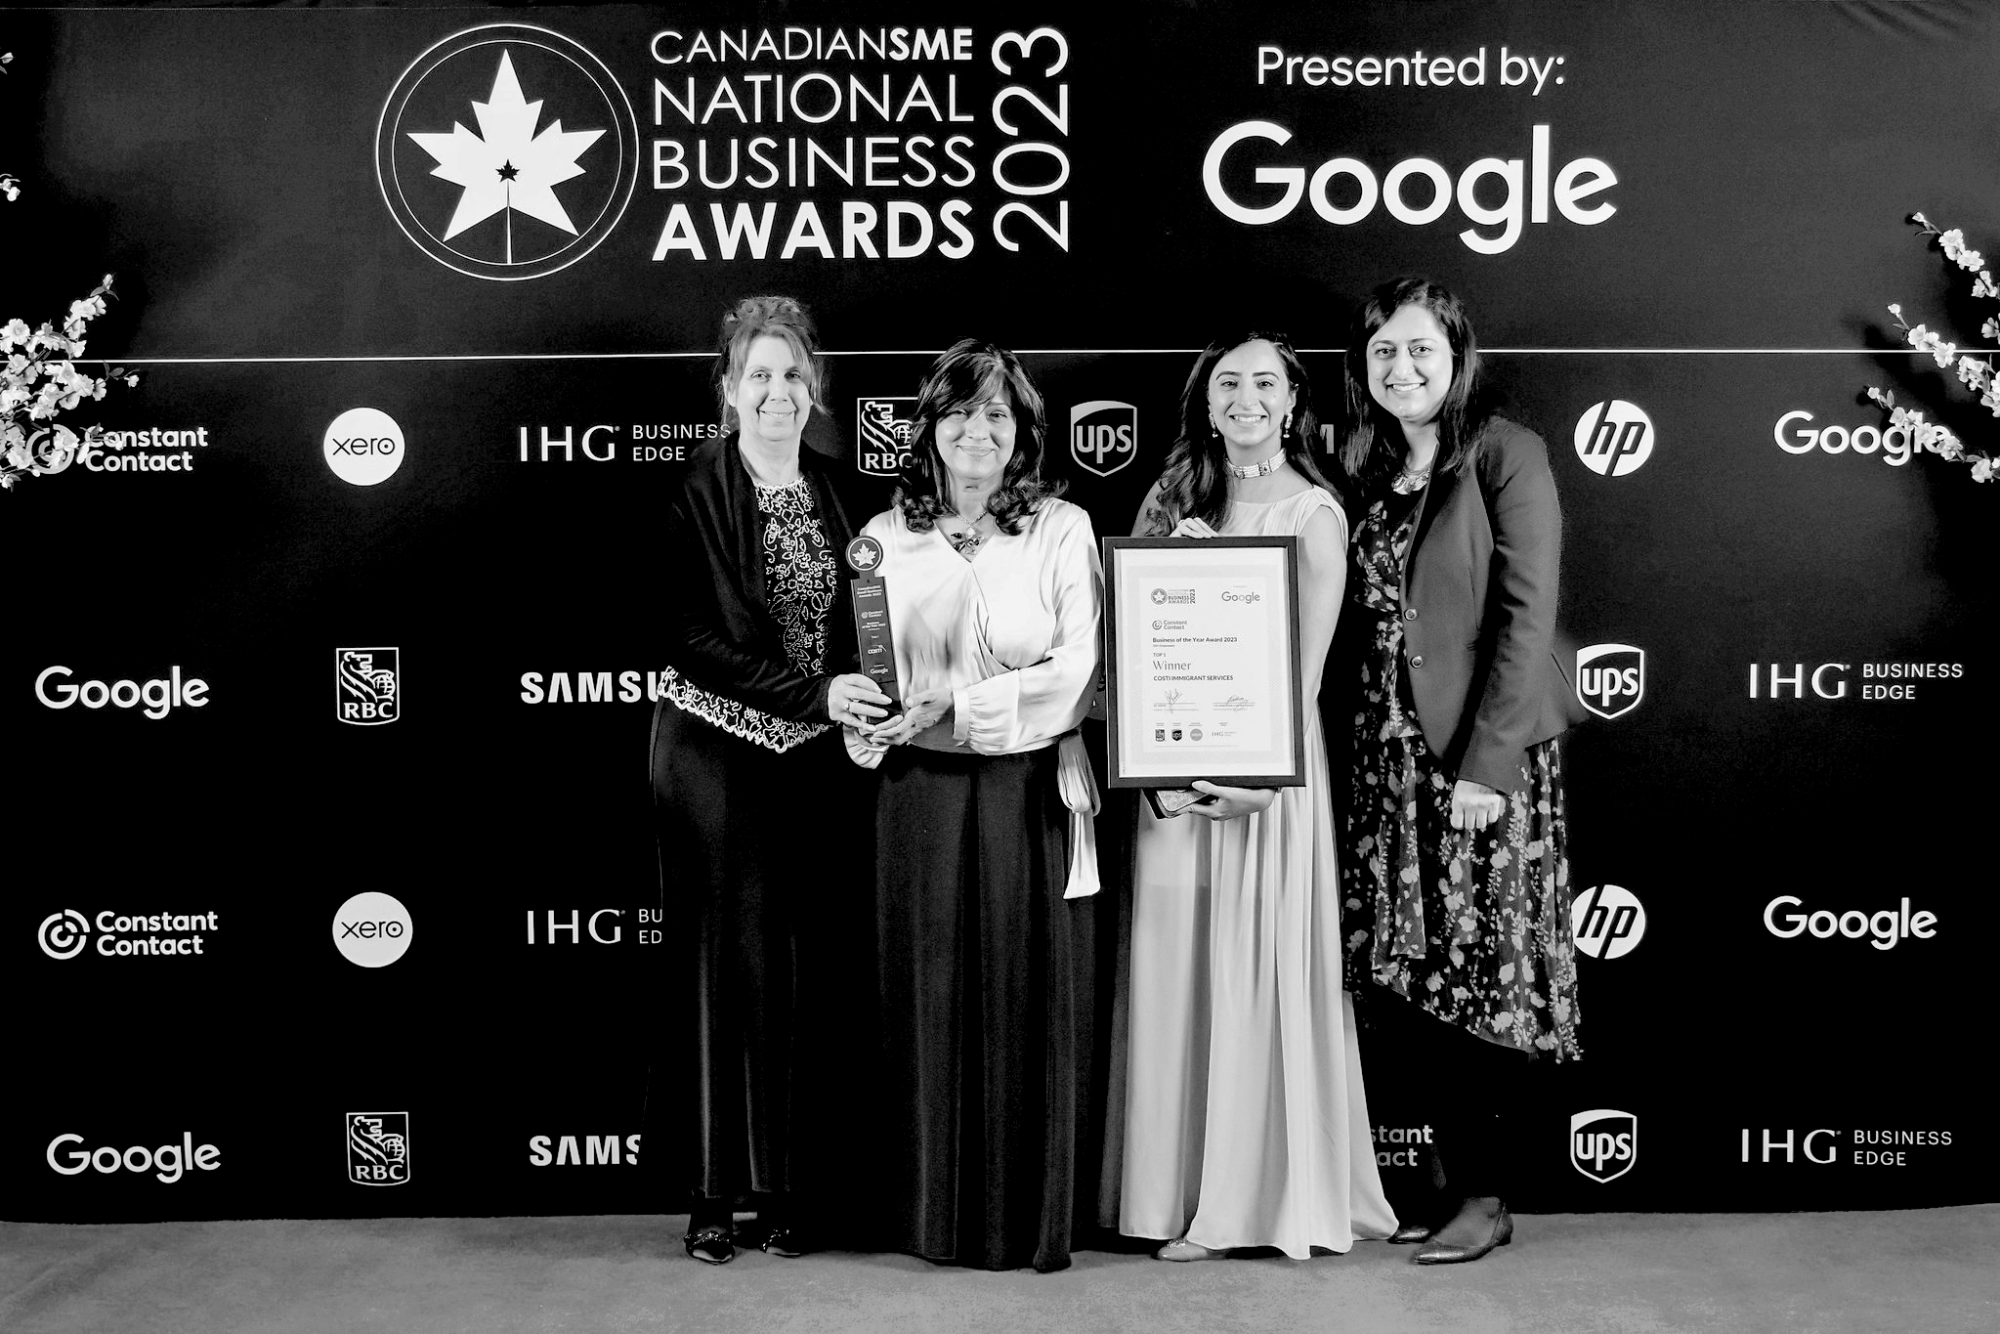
[664,436,859,723]
[1398,418,1575,795]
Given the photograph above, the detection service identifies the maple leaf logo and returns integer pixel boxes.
[406,52,603,261]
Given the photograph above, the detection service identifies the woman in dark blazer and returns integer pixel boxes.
[649,295,891,1264]
[1333,276,1581,1264]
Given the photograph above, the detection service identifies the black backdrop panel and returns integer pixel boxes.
[3,0,1992,1221]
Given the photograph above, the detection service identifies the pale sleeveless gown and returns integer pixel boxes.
[1119,486,1397,1257]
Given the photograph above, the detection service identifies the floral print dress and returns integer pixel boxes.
[1340,487,1581,1060]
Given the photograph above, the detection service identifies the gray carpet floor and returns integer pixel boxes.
[4,1207,1995,1333]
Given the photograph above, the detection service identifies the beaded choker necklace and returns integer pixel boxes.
[1225,450,1286,480]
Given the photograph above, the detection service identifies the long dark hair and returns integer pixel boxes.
[1337,276,1495,493]
[1143,331,1334,536]
[895,339,1062,535]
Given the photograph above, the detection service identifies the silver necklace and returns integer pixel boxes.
[1226,450,1286,480]
[1390,462,1433,495]
[943,512,992,558]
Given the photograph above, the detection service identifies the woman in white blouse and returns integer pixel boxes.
[848,339,1103,1272]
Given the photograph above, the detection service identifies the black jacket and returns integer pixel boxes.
[665,437,860,723]
[1398,419,1577,794]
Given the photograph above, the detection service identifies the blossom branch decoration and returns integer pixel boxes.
[1867,212,1998,483]
[1,274,142,491]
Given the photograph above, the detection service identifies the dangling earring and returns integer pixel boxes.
[1283,412,1293,435]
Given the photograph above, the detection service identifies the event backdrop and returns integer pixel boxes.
[5,0,1992,1223]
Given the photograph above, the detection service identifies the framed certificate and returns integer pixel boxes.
[1102,536,1306,789]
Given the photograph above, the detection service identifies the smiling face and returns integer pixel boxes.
[1207,339,1296,457]
[731,334,812,449]
[1367,303,1455,433]
[934,383,1018,494]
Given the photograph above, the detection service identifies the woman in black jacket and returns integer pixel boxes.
[1334,277,1582,1264]
[649,295,890,1263]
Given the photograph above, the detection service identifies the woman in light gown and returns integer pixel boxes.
[1117,332,1396,1261]
[847,339,1104,1272]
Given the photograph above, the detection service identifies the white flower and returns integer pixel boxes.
[1912,211,1933,229]
[1976,274,2000,301]
[1956,355,1989,389]
[1959,248,1986,273]
[1887,302,1904,319]
[1984,318,2000,342]
[0,318,27,349]
[1973,457,1995,482]
[1940,228,1966,259]
[1866,386,1894,409]
[1935,428,1964,460]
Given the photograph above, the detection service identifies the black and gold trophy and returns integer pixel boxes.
[845,535,900,708]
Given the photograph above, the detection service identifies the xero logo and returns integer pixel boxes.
[324,409,407,486]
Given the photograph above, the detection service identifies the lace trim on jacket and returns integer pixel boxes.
[659,666,829,754]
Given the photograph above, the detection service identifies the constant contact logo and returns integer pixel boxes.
[1070,401,1136,477]
[337,648,400,725]
[377,25,640,280]
[23,425,212,477]
[37,910,90,959]
[38,908,218,960]
[858,398,918,477]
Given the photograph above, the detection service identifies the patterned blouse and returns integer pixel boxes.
[661,477,837,753]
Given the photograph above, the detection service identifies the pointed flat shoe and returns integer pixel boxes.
[1413,1205,1512,1265]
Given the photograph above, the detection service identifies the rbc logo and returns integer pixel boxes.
[337,648,400,725]
[1573,400,1654,477]
[1575,643,1644,720]
[1571,884,1646,959]
[857,398,917,477]
[346,1112,410,1186]
[1570,1109,1637,1183]
[1069,400,1137,477]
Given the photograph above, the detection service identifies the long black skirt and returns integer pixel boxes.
[645,700,871,1212]
[872,745,1098,1272]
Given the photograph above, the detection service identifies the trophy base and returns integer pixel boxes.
[1144,787,1207,819]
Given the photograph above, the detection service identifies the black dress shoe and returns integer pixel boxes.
[755,1226,805,1258]
[1413,1204,1512,1265]
[1388,1221,1435,1245]
[684,1223,735,1265]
